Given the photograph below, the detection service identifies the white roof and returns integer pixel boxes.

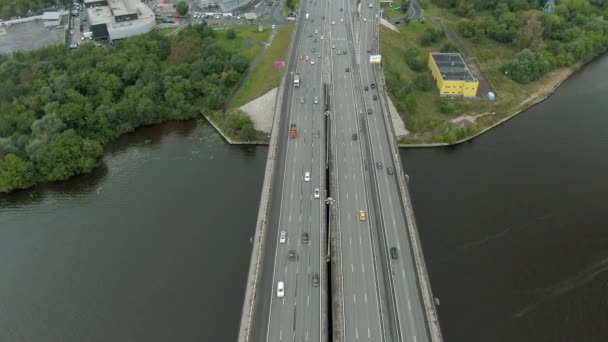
[41,12,62,20]
[243,12,256,20]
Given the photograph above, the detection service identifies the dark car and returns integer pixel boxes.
[372,94,378,101]
[312,273,319,287]
[302,233,309,244]
[387,166,394,175]
[376,161,383,170]
[367,49,371,53]
[367,108,372,115]
[352,133,358,140]
[370,83,376,89]
[342,50,347,54]
[289,250,296,260]
[390,247,399,259]
[346,67,350,72]
[340,7,343,11]
[364,85,369,91]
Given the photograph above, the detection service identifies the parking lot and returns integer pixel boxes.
[0,20,65,54]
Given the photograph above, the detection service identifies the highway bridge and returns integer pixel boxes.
[238,0,442,341]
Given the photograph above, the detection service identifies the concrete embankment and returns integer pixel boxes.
[236,74,284,342]
[375,66,444,342]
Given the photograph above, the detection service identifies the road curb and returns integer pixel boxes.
[238,14,301,342]
[374,61,444,341]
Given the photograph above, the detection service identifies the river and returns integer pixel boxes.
[1,56,608,341]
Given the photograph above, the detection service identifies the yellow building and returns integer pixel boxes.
[428,53,479,97]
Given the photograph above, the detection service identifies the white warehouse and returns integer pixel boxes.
[84,0,155,41]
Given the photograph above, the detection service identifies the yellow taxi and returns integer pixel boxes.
[359,210,367,221]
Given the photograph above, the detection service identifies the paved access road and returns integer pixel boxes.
[249,0,329,341]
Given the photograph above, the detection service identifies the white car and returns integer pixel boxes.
[332,21,335,25]
[277,281,285,298]
[300,97,304,103]
[314,189,320,198]
[363,18,367,22]
[311,59,315,65]
[305,55,310,61]
[369,2,373,7]
[332,44,335,49]
[272,24,276,29]
[315,29,318,34]
[313,97,319,104]
[304,171,311,182]
[320,35,324,40]
[341,18,344,22]
[280,231,286,243]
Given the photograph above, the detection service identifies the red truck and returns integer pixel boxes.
[289,124,297,138]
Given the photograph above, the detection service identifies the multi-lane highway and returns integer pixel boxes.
[348,1,431,341]
[250,0,329,341]
[247,0,435,341]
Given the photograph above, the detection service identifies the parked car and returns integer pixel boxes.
[302,233,309,244]
[314,188,320,198]
[387,166,394,175]
[312,273,319,287]
[376,161,383,170]
[280,231,286,243]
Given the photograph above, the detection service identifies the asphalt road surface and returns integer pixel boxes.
[249,0,431,340]
[354,1,431,341]
[250,0,328,341]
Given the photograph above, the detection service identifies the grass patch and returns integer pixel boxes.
[214,25,271,62]
[380,3,403,21]
[381,16,575,145]
[206,109,268,142]
[231,23,294,108]
[157,27,179,36]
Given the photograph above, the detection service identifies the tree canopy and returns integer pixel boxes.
[0,23,249,192]
[441,0,608,83]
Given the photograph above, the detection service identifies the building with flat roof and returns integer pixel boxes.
[428,52,479,97]
[84,0,155,41]
[41,11,63,27]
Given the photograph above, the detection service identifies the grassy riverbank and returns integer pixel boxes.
[381,1,607,145]
[231,23,294,108]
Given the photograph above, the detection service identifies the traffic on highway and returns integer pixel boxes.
[248,0,435,340]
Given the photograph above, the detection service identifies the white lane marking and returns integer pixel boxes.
[351,264,354,273]
[306,330,309,341]
[307,295,310,306]
[284,265,287,273]
[289,214,292,223]
[361,263,365,273]
[280,330,282,341]
[408,300,412,311]
[355,327,359,340]
[350,236,352,245]
[364,293,368,304]
[353,294,356,304]
[368,327,371,339]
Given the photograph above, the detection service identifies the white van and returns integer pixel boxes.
[305,13,309,20]
[277,281,285,298]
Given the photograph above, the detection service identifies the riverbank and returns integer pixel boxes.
[381,1,608,147]
[399,66,577,147]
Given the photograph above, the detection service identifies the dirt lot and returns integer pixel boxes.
[0,20,65,54]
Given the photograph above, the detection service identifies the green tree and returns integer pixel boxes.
[226,29,237,40]
[414,73,434,91]
[39,130,103,182]
[0,154,36,193]
[503,49,552,83]
[176,1,189,16]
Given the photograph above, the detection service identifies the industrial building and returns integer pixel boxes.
[428,52,479,97]
[84,0,155,41]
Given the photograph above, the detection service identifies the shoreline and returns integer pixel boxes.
[201,113,270,146]
[398,64,579,148]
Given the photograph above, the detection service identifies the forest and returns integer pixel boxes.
[439,0,608,83]
[0,23,249,192]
